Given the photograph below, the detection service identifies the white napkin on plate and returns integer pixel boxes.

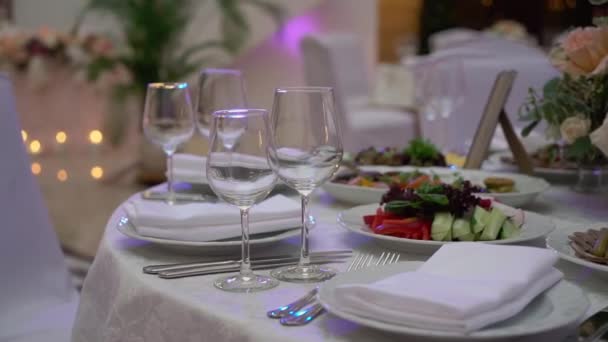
[334,243,563,334]
[171,153,207,184]
[125,194,301,241]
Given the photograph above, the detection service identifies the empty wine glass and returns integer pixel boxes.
[206,109,279,292]
[268,87,343,283]
[196,69,247,140]
[142,82,195,204]
[417,57,466,151]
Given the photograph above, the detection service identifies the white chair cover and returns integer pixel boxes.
[300,34,418,152]
[411,38,559,152]
[0,75,78,341]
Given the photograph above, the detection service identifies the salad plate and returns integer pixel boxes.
[546,224,608,274]
[337,203,555,254]
[323,166,549,208]
[318,261,589,340]
[116,214,308,255]
[486,152,578,183]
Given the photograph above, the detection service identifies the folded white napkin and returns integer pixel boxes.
[334,243,563,334]
[125,194,301,241]
[171,153,207,184]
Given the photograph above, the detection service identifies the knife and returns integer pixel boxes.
[143,250,352,274]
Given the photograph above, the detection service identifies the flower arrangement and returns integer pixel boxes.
[0,26,128,88]
[519,25,608,166]
[0,27,110,69]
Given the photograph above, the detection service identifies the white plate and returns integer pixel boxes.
[486,152,578,183]
[318,261,589,340]
[546,224,608,274]
[116,214,310,255]
[337,203,555,254]
[323,166,549,208]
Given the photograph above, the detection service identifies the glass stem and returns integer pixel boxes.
[166,151,175,204]
[240,208,252,277]
[299,195,311,267]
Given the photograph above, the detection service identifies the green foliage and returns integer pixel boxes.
[81,0,282,94]
[78,0,282,145]
[519,73,608,163]
[404,138,441,164]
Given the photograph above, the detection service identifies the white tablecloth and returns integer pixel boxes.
[71,185,608,342]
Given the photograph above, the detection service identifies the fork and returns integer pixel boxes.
[266,252,400,325]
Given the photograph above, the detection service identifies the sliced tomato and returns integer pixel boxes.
[375,218,424,236]
[421,221,431,240]
[363,215,376,226]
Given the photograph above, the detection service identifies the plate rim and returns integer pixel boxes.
[325,166,550,201]
[318,261,589,340]
[546,229,608,273]
[488,152,579,177]
[337,203,555,247]
[116,214,306,247]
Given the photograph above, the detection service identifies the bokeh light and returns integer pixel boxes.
[29,140,41,154]
[57,169,68,182]
[21,130,28,142]
[31,162,41,175]
[91,166,104,179]
[89,130,103,144]
[55,131,67,144]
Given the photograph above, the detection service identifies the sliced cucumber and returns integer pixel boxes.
[472,206,490,234]
[431,212,454,241]
[480,207,507,241]
[499,218,521,240]
[452,218,471,239]
[458,233,476,241]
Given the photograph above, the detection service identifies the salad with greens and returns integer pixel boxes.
[363,182,523,242]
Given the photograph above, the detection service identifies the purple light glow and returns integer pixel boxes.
[275,13,320,55]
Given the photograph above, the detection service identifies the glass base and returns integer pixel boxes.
[214,273,279,293]
[270,264,337,283]
[572,166,608,193]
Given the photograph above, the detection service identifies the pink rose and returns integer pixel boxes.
[555,26,608,77]
[562,27,596,53]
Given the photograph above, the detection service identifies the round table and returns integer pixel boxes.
[71,186,608,342]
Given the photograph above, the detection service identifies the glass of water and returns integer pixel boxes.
[206,109,279,292]
[142,82,195,204]
[267,87,343,283]
[196,69,247,140]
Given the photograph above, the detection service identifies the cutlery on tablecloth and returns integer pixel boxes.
[143,250,352,274]
[266,252,400,325]
[157,257,349,279]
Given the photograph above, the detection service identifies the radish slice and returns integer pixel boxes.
[510,209,525,227]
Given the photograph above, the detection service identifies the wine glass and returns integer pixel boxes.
[142,82,195,205]
[267,87,343,283]
[196,69,247,140]
[416,57,466,152]
[206,109,279,292]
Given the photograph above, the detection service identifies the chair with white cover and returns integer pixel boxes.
[0,74,78,341]
[300,33,419,153]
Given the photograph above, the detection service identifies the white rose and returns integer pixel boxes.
[560,116,591,144]
[590,115,608,157]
